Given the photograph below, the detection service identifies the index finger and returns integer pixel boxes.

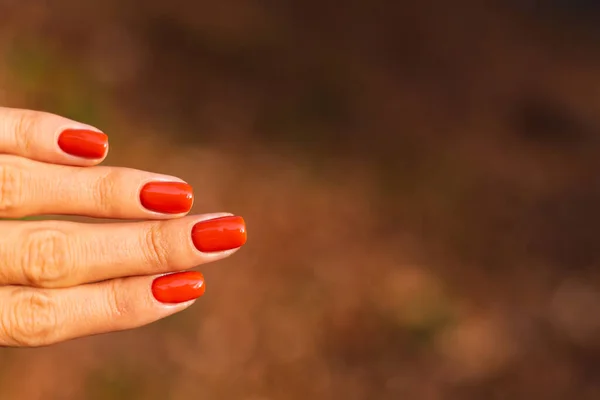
[0,107,108,166]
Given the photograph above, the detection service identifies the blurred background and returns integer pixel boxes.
[0,0,599,398]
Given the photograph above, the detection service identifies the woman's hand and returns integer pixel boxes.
[0,107,246,347]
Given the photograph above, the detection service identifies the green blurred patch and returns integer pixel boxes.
[401,296,457,348]
[379,274,458,350]
[5,39,54,93]
[85,368,141,400]
[85,365,171,400]
[5,38,109,128]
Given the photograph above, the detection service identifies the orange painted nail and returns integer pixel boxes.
[152,271,206,304]
[140,181,194,214]
[58,129,108,159]
[192,216,247,253]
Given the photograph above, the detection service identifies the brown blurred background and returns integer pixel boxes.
[0,0,600,399]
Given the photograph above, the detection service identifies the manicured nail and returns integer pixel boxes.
[192,216,247,253]
[152,271,206,304]
[140,181,194,214]
[58,129,108,159]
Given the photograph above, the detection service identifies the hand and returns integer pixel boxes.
[0,107,247,347]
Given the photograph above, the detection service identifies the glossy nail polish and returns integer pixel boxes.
[192,216,247,253]
[140,181,194,214]
[152,271,205,304]
[58,129,108,159]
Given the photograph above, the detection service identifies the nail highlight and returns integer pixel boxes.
[58,129,108,159]
[140,181,194,214]
[152,271,206,304]
[192,216,247,253]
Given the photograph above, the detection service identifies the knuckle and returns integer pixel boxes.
[20,227,74,287]
[93,170,118,214]
[142,224,170,271]
[0,160,26,217]
[5,289,58,347]
[106,279,134,320]
[11,110,39,153]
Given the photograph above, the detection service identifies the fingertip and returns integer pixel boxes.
[56,127,109,165]
[151,271,206,305]
[139,180,194,216]
[0,107,109,167]
[191,215,247,253]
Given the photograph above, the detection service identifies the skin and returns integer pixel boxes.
[0,107,238,347]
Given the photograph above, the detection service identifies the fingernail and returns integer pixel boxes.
[152,271,206,304]
[192,215,247,253]
[140,181,194,214]
[58,129,108,159]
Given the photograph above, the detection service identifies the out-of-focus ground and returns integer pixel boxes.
[0,1,600,399]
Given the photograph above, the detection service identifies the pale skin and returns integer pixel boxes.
[0,107,244,347]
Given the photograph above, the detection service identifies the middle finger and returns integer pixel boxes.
[0,214,247,288]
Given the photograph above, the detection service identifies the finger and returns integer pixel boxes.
[0,214,247,288]
[0,271,205,347]
[0,107,108,166]
[0,155,194,219]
